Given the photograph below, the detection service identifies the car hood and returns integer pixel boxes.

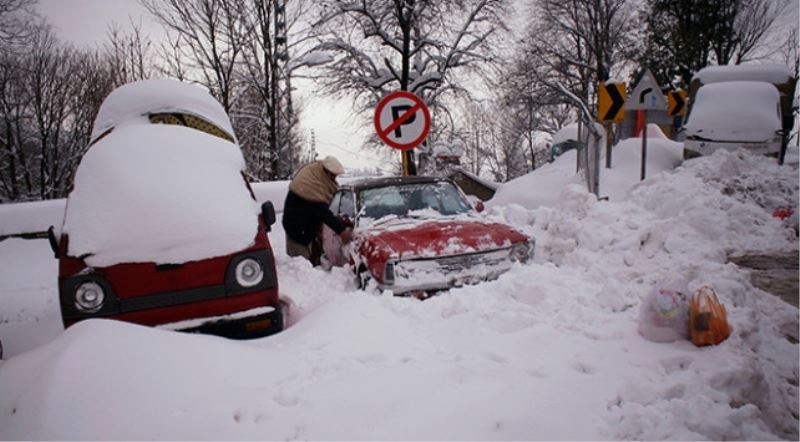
[357,217,528,260]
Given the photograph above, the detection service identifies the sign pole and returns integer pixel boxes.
[605,122,612,168]
[402,150,416,176]
[640,110,647,181]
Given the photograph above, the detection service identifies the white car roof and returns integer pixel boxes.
[684,81,781,142]
[90,79,236,143]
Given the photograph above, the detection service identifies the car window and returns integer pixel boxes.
[359,182,472,221]
[340,191,355,218]
[329,192,341,214]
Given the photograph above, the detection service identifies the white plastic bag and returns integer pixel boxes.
[638,280,690,343]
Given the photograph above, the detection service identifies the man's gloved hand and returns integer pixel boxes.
[339,215,354,229]
[339,228,353,245]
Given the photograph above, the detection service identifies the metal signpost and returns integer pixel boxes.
[625,69,667,180]
[373,91,431,176]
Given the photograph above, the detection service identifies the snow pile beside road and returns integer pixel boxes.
[0,149,797,440]
[488,130,684,209]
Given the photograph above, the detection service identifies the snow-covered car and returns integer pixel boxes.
[682,64,796,160]
[683,81,783,158]
[321,176,534,297]
[47,79,283,338]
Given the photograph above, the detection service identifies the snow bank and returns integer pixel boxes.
[251,181,289,212]
[552,123,579,145]
[63,125,258,267]
[90,79,236,143]
[684,81,782,142]
[488,130,683,209]
[0,199,64,237]
[0,146,797,440]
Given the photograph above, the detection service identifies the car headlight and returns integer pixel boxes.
[384,261,395,285]
[510,242,531,262]
[235,258,264,288]
[74,281,105,313]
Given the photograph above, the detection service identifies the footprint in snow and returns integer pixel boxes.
[274,392,300,407]
[659,356,694,374]
[572,361,595,375]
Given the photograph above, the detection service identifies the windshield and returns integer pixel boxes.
[358,181,473,221]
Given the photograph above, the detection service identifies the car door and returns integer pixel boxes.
[322,190,350,267]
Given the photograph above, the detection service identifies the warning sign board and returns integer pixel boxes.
[374,91,431,151]
[667,89,688,117]
[626,69,667,111]
[598,81,626,123]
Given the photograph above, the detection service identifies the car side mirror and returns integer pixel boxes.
[475,201,485,213]
[261,201,276,232]
[47,225,60,259]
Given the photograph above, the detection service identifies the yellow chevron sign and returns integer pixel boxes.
[598,82,626,123]
[668,89,688,117]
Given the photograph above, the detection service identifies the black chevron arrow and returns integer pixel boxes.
[603,83,625,121]
[669,91,685,116]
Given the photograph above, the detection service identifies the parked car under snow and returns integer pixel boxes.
[321,176,534,297]
[49,79,283,338]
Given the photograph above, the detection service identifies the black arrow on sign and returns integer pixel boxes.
[669,91,685,116]
[603,84,625,121]
[639,87,652,104]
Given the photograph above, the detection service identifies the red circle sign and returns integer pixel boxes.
[373,91,431,151]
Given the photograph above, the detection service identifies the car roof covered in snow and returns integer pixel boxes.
[90,79,236,144]
[64,124,258,267]
[683,81,781,142]
[693,63,793,85]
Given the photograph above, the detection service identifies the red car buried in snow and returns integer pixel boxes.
[322,176,534,296]
[48,79,283,338]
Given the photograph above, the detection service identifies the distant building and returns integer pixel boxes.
[449,169,497,201]
[417,139,497,201]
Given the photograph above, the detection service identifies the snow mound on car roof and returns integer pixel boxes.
[90,79,236,143]
[694,63,793,85]
[63,125,258,267]
[684,81,781,142]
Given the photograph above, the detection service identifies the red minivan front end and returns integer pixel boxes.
[55,218,282,339]
[51,79,284,339]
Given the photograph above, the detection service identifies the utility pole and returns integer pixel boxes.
[273,0,296,178]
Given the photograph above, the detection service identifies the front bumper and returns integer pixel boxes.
[159,305,283,339]
[683,138,781,158]
[379,244,530,295]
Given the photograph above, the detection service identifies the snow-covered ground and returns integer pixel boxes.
[0,140,798,440]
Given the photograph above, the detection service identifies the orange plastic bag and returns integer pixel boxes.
[690,286,731,347]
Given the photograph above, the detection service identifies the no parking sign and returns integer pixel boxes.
[373,91,431,151]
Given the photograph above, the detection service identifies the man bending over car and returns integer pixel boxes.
[282,156,353,266]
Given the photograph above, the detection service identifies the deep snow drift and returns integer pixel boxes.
[0,146,798,440]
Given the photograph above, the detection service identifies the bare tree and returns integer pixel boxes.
[0,22,115,201]
[311,0,508,124]
[141,0,246,113]
[522,0,641,113]
[104,20,154,86]
[0,0,35,48]
[142,0,313,180]
[643,0,791,88]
